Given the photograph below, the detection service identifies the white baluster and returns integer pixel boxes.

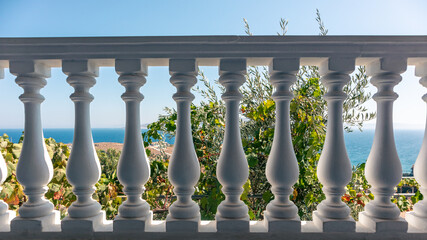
[113,59,152,232]
[313,58,355,232]
[406,61,427,231]
[0,136,14,231]
[61,60,104,232]
[216,59,249,232]
[359,58,408,232]
[166,59,201,232]
[9,61,59,232]
[0,65,16,230]
[263,58,300,232]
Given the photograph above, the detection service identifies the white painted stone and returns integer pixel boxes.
[114,212,153,233]
[264,58,301,232]
[359,212,407,233]
[0,211,15,232]
[314,57,356,232]
[216,59,249,232]
[0,69,14,232]
[11,211,59,233]
[358,58,408,232]
[2,36,427,67]
[166,59,201,232]
[166,216,201,232]
[61,212,105,233]
[113,59,152,232]
[263,214,300,233]
[312,211,355,233]
[9,60,59,232]
[216,216,249,233]
[61,60,105,232]
[1,35,427,239]
[0,97,14,230]
[407,62,427,232]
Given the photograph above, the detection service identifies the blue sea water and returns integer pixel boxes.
[344,129,424,174]
[0,128,423,173]
[0,128,175,145]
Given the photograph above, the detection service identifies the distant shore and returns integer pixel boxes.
[68,142,174,157]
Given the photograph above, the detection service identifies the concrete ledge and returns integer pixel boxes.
[0,230,426,240]
[0,221,426,239]
[1,36,427,67]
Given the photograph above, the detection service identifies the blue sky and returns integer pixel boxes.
[0,0,427,129]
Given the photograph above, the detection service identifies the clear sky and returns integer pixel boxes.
[0,0,426,129]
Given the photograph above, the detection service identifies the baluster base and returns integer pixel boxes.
[312,211,355,232]
[359,211,407,232]
[11,210,59,232]
[0,210,15,232]
[61,211,105,233]
[263,212,301,232]
[405,212,427,232]
[216,215,249,232]
[113,211,153,232]
[166,214,200,232]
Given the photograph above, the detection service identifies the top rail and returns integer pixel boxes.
[0,36,427,66]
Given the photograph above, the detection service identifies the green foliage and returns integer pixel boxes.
[144,150,174,219]
[94,149,122,220]
[0,134,24,211]
[343,164,373,220]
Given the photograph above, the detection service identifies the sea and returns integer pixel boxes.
[0,128,423,174]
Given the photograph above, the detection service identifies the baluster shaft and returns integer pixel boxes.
[61,60,104,232]
[359,58,408,232]
[0,126,13,229]
[264,58,300,232]
[0,66,15,229]
[313,58,355,232]
[9,61,58,232]
[0,66,12,229]
[113,59,152,232]
[406,62,427,231]
[216,59,249,232]
[166,59,201,232]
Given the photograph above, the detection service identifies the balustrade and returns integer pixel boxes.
[0,36,426,239]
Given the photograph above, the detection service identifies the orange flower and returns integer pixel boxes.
[342,194,351,202]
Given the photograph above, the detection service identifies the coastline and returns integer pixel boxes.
[73,142,174,157]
